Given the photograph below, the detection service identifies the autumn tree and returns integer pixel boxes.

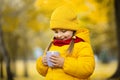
[110,0,120,78]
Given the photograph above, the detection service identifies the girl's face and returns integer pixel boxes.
[53,29,74,40]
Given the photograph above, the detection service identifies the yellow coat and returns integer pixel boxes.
[36,28,95,80]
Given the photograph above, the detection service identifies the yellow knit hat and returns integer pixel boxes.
[50,5,79,31]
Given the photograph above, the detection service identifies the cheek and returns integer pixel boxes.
[65,33,73,38]
[54,34,57,38]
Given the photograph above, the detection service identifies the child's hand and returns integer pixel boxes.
[50,55,64,68]
[42,55,48,66]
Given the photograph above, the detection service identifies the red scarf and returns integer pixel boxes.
[53,36,84,46]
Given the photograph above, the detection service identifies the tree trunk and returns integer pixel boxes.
[11,58,16,77]
[0,56,3,78]
[110,0,120,79]
[0,26,13,80]
[24,58,28,77]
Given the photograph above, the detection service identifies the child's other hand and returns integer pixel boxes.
[42,55,48,66]
[50,55,64,68]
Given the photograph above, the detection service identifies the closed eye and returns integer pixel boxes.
[53,30,58,33]
[61,29,67,33]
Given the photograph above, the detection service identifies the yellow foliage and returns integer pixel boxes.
[2,25,15,32]
[65,0,91,14]
[2,16,18,32]
[27,20,42,32]
[34,0,111,27]
[88,10,108,24]
[88,2,109,24]
[34,0,64,12]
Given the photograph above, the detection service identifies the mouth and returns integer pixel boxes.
[57,38,64,40]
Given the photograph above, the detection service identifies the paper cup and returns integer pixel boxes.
[46,51,59,67]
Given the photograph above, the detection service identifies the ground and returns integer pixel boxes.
[1,59,118,80]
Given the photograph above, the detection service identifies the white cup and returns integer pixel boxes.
[46,51,59,67]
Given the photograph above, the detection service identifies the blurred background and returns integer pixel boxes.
[0,0,120,80]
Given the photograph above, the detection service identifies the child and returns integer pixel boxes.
[36,5,95,80]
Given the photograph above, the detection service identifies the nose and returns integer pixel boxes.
[56,33,63,39]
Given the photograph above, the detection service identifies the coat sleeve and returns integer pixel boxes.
[36,56,48,76]
[63,42,95,79]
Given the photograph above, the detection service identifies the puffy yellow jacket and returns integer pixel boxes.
[36,28,95,80]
